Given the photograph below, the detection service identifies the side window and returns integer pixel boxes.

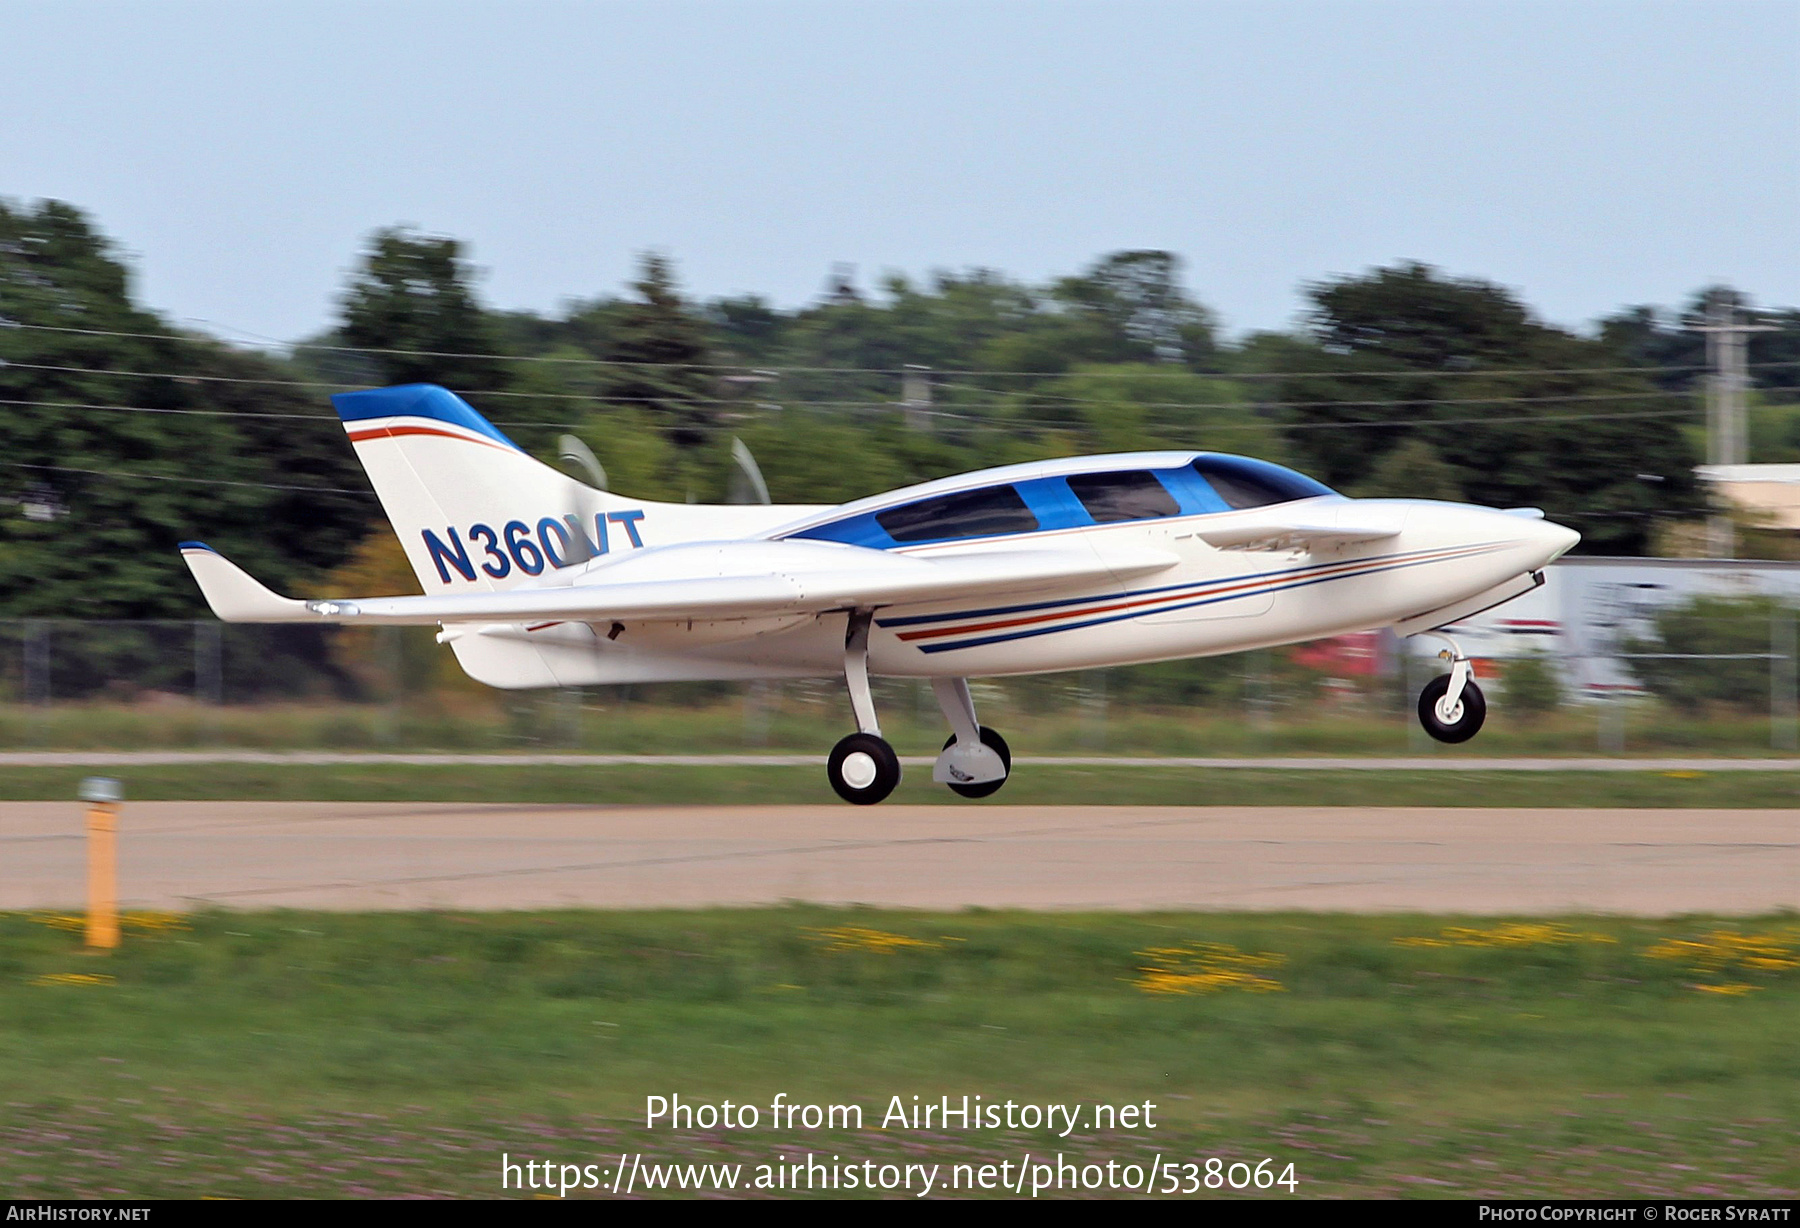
[1067,471,1180,523]
[876,485,1039,543]
[1192,457,1333,510]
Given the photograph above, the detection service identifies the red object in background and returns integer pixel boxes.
[1287,631,1384,676]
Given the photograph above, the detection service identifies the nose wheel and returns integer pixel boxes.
[1414,631,1486,744]
[1418,673,1486,742]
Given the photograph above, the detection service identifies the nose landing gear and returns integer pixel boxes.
[1415,631,1486,743]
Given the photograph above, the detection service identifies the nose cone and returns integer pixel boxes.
[1487,510,1579,568]
[1447,508,1580,596]
[1530,517,1581,566]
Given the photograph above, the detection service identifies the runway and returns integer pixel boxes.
[6,752,1800,770]
[4,802,1796,914]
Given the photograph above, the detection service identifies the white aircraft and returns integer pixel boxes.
[182,384,1579,804]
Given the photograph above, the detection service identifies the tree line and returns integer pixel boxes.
[4,197,1798,620]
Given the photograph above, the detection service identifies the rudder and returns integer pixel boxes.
[333,384,687,592]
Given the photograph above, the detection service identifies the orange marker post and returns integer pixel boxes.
[80,777,122,951]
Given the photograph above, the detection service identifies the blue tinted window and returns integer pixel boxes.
[1067,471,1180,522]
[876,485,1039,543]
[1191,457,1334,509]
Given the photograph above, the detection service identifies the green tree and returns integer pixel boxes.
[966,251,1219,384]
[339,227,511,394]
[1046,365,1285,459]
[1050,250,1219,367]
[1746,399,1800,464]
[601,253,715,449]
[703,293,788,365]
[1599,287,1800,396]
[732,412,909,505]
[1622,594,1789,713]
[772,268,912,411]
[886,269,1042,369]
[1501,649,1563,713]
[0,199,373,624]
[1274,261,1696,553]
[1348,438,1463,501]
[1307,261,1540,368]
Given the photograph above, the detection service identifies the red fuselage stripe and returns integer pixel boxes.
[893,543,1492,643]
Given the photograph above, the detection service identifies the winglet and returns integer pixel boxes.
[178,543,314,622]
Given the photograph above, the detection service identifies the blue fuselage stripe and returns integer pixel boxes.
[877,543,1490,632]
[876,543,1483,629]
[910,546,1508,654]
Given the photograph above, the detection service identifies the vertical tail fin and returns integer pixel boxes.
[332,385,676,592]
[332,385,820,594]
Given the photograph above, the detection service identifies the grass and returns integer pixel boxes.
[2,908,1795,1198]
[3,689,1794,1197]
[0,762,1797,806]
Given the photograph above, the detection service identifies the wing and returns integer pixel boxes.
[179,538,1178,626]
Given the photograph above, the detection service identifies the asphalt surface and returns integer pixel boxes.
[6,752,1800,770]
[5,802,1795,914]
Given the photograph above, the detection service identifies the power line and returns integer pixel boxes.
[515,402,1708,434]
[7,358,1783,415]
[0,404,1717,497]
[1212,405,1705,432]
[0,455,1713,521]
[960,389,1722,414]
[0,358,942,407]
[0,396,336,421]
[932,365,1795,399]
[8,319,1795,381]
[0,461,374,497]
[0,391,1736,438]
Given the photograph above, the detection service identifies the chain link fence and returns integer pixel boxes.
[1,594,1797,752]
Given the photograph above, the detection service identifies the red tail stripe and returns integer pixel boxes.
[346,424,514,453]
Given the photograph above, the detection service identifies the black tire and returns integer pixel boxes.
[939,726,1012,799]
[1418,674,1486,744]
[827,732,902,805]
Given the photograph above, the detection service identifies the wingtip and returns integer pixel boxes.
[179,543,311,622]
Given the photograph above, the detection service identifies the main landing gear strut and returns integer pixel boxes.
[826,610,1011,805]
[1415,630,1486,744]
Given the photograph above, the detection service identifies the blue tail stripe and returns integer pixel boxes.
[329,384,520,451]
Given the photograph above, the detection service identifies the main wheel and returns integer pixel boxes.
[1418,674,1486,744]
[827,732,902,805]
[940,726,1012,798]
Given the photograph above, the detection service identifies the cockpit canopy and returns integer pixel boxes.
[787,455,1336,549]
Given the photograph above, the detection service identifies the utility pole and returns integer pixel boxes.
[1692,293,1776,558]
[902,364,933,433]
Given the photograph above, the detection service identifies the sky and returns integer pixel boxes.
[3,0,1796,345]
